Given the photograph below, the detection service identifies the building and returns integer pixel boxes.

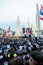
[0,28,6,35]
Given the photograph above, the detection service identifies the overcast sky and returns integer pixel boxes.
[0,0,43,31]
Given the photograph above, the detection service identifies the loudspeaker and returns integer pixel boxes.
[23,28,25,33]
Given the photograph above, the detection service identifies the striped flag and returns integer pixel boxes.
[2,27,11,38]
[5,27,11,38]
[39,5,43,20]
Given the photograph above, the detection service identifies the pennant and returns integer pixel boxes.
[39,5,43,20]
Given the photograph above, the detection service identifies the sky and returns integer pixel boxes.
[0,0,43,31]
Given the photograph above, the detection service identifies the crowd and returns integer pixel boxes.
[0,35,43,65]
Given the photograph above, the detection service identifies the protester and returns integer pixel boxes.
[0,35,43,65]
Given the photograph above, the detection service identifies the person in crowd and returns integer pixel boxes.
[30,50,43,65]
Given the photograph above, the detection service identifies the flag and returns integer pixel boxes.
[30,28,32,34]
[5,27,11,38]
[39,5,43,20]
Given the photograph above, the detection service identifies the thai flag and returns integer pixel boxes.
[39,5,43,20]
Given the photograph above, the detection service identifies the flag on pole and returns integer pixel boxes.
[39,5,43,20]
